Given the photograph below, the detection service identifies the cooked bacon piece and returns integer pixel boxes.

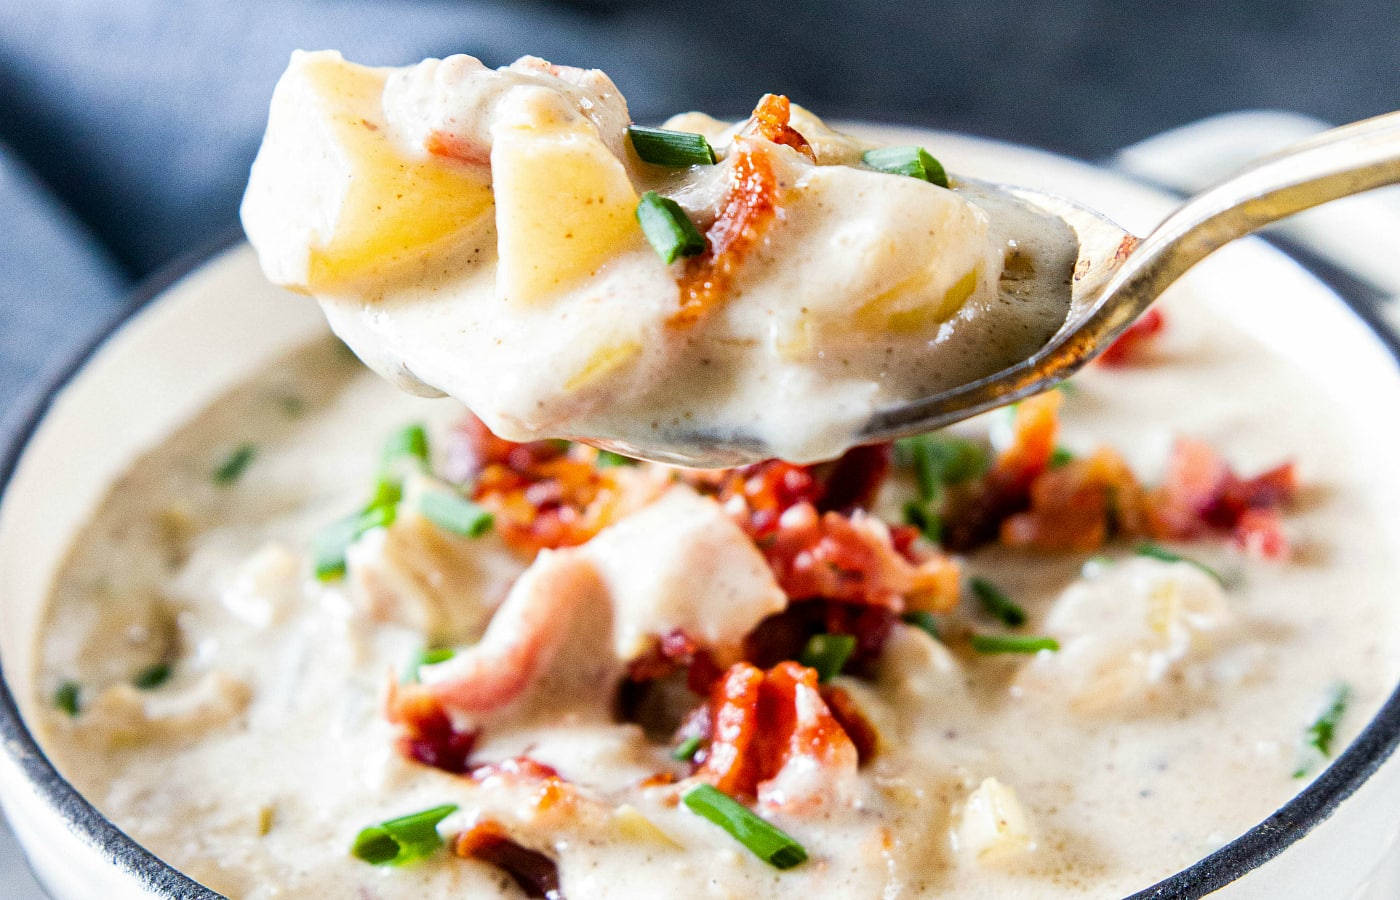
[445,416,628,556]
[697,661,857,803]
[1000,448,1149,552]
[943,391,1062,550]
[671,95,811,328]
[745,93,816,160]
[1098,307,1166,366]
[815,443,893,513]
[820,685,879,765]
[1148,437,1296,554]
[455,820,563,900]
[390,686,480,774]
[689,458,825,539]
[624,628,723,695]
[764,504,961,610]
[743,599,898,677]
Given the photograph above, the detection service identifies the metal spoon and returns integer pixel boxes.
[600,109,1400,467]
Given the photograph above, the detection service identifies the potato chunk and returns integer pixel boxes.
[241,50,494,291]
[491,94,644,305]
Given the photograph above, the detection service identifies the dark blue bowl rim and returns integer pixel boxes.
[0,224,1397,900]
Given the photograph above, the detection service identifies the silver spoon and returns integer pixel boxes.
[599,109,1400,467]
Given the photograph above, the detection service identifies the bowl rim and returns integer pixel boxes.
[1,222,1399,899]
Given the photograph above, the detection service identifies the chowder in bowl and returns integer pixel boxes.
[1,132,1399,900]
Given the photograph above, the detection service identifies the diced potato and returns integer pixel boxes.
[241,50,494,291]
[952,777,1035,863]
[492,110,644,305]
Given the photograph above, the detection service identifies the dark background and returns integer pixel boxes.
[2,0,1396,280]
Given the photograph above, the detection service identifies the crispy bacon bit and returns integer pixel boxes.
[765,505,961,610]
[1099,307,1166,366]
[820,685,879,765]
[671,95,812,329]
[744,599,897,676]
[455,820,563,900]
[1000,448,1149,552]
[815,443,893,513]
[424,131,492,167]
[697,661,857,801]
[943,392,1062,551]
[445,416,626,556]
[1148,437,1296,554]
[745,94,816,160]
[390,688,480,774]
[625,629,723,695]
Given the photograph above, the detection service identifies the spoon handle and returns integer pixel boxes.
[1088,109,1400,346]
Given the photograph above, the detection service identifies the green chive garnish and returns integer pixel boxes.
[406,646,456,683]
[595,449,639,468]
[970,634,1059,655]
[672,735,704,762]
[682,784,807,869]
[902,610,941,641]
[637,191,706,264]
[53,680,81,716]
[861,146,949,188]
[628,126,717,167]
[351,804,458,866]
[133,663,172,690]
[313,504,397,581]
[894,434,988,501]
[970,577,1026,627]
[1293,682,1350,778]
[1049,446,1074,468]
[902,499,941,543]
[1134,542,1223,584]
[799,633,856,683]
[383,423,429,471]
[213,443,256,485]
[420,490,494,538]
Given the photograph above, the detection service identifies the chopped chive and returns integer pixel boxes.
[902,610,941,641]
[404,646,455,684]
[1049,446,1074,468]
[902,499,942,543]
[894,435,987,501]
[970,634,1059,655]
[420,490,494,538]
[628,126,717,167]
[351,803,458,866]
[133,663,172,690]
[637,191,706,264]
[969,577,1026,627]
[1055,380,1080,396]
[595,449,639,468]
[861,145,949,188]
[53,680,81,716]
[276,394,306,418]
[382,423,429,471]
[1134,542,1223,584]
[213,443,257,485]
[672,735,705,762]
[682,784,807,869]
[799,633,856,683]
[1293,682,1351,778]
[366,476,404,512]
[313,504,397,581]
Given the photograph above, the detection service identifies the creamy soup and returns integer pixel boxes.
[240,51,1078,464]
[34,279,1400,899]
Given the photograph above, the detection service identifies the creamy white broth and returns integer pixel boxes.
[240,51,1077,464]
[31,276,1400,898]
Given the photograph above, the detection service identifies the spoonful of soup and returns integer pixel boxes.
[242,51,1400,467]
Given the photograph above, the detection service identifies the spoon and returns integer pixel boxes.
[597,109,1400,468]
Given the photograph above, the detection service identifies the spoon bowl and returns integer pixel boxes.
[600,110,1400,468]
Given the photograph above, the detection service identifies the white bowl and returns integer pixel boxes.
[2,131,1399,899]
